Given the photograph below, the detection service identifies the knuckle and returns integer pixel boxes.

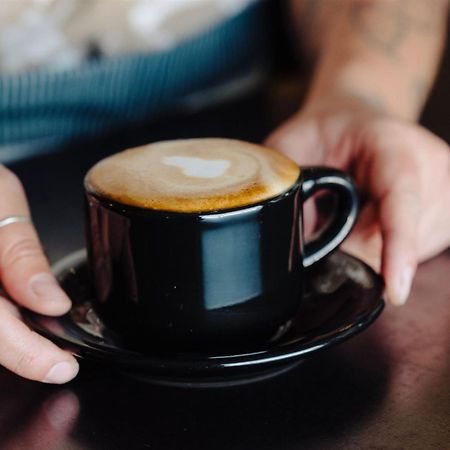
[13,347,41,378]
[2,237,44,269]
[391,155,421,182]
[425,137,450,164]
[0,296,20,317]
[438,143,450,165]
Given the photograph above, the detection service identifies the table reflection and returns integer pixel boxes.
[0,378,80,450]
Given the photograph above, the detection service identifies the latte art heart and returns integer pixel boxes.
[162,156,231,179]
[85,138,300,212]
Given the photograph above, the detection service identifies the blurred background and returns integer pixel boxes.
[1,0,448,164]
[0,0,448,262]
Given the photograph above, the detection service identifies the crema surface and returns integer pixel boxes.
[85,138,300,212]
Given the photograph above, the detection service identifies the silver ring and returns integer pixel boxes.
[0,215,31,229]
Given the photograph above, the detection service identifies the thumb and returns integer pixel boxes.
[264,113,326,165]
[264,114,325,239]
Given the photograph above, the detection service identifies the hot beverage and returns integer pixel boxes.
[85,138,300,212]
[84,138,358,352]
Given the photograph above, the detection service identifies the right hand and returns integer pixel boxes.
[0,165,79,383]
[266,97,450,306]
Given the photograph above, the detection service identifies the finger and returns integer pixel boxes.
[379,183,420,306]
[265,115,326,165]
[0,296,22,319]
[0,306,79,383]
[0,166,71,316]
[302,197,318,239]
[340,203,382,271]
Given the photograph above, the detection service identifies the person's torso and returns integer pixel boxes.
[0,0,271,159]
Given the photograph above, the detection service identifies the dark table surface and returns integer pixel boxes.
[0,48,449,449]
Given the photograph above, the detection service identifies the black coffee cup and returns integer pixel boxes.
[85,161,358,353]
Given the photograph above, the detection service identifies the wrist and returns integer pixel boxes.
[302,87,388,121]
[305,58,425,122]
[301,0,447,123]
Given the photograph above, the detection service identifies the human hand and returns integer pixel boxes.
[0,165,79,383]
[266,97,450,305]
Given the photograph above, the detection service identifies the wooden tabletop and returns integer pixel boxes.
[0,34,448,449]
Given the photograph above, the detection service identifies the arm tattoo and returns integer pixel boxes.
[349,0,442,56]
[350,2,407,55]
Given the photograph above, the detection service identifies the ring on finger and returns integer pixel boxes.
[0,215,31,229]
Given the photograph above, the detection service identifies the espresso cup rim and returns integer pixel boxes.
[84,175,303,218]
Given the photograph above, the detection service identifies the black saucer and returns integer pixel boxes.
[24,250,384,386]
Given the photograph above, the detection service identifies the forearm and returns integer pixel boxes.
[290,0,449,120]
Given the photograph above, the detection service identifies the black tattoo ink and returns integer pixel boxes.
[349,0,440,56]
[350,2,408,55]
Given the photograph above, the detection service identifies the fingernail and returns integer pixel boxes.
[43,361,79,384]
[30,273,71,308]
[392,266,414,306]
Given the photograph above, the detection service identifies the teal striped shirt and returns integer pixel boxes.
[0,2,270,162]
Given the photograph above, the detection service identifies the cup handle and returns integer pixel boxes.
[301,167,359,268]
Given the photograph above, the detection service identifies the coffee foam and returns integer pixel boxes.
[85,138,300,212]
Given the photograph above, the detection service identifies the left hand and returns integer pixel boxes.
[266,96,450,306]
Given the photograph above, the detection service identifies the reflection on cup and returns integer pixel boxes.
[84,138,358,352]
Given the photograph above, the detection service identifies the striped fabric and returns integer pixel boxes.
[0,1,269,160]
